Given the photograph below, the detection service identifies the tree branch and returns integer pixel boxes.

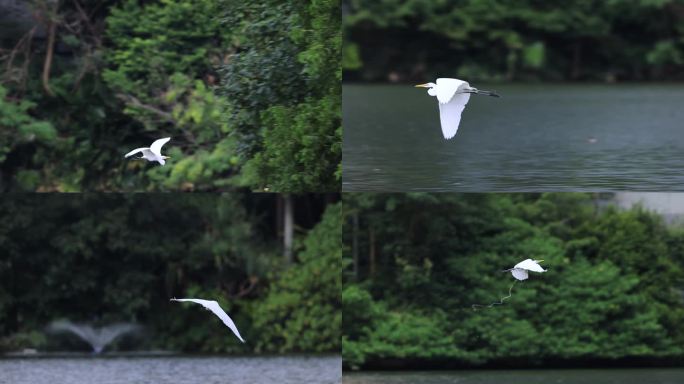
[228,276,259,299]
[42,5,58,97]
[116,93,175,122]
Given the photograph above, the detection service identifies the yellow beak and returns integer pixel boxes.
[414,83,430,88]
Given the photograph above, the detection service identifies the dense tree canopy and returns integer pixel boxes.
[220,0,341,191]
[0,194,340,354]
[0,0,340,192]
[343,0,684,82]
[342,193,684,369]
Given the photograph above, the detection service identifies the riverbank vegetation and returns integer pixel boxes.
[343,193,684,369]
[343,0,684,82]
[0,0,340,192]
[0,194,340,354]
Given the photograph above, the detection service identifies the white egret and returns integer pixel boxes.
[472,259,546,310]
[415,78,499,139]
[505,259,546,281]
[124,137,171,165]
[170,298,245,343]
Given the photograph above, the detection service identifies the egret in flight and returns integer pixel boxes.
[170,298,245,343]
[472,259,546,310]
[125,137,171,165]
[415,78,499,139]
[505,259,546,281]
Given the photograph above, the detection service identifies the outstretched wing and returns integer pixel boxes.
[171,298,245,342]
[514,259,546,272]
[203,301,245,343]
[149,137,171,157]
[435,78,468,104]
[511,269,529,281]
[124,147,147,158]
[437,93,470,139]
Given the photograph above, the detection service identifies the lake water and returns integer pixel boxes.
[0,355,341,384]
[343,84,684,191]
[343,369,684,384]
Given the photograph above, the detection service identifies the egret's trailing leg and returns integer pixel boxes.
[471,280,517,310]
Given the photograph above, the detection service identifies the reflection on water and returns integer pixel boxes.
[0,355,341,384]
[343,369,684,384]
[343,84,684,191]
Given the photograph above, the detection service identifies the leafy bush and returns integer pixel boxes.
[343,193,684,368]
[252,202,341,352]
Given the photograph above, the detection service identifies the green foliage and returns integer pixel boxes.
[343,193,684,368]
[0,85,56,169]
[343,284,468,369]
[103,0,241,190]
[537,258,672,358]
[104,0,229,105]
[0,194,339,354]
[0,1,339,191]
[0,331,47,352]
[242,95,341,191]
[360,310,460,358]
[647,39,684,78]
[252,203,341,352]
[342,284,380,369]
[219,0,341,191]
[344,0,684,81]
[342,285,378,341]
[522,42,546,69]
[342,43,363,70]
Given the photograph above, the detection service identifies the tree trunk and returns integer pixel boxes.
[283,194,294,263]
[41,1,58,97]
[276,195,283,242]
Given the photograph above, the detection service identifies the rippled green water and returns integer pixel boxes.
[343,84,684,191]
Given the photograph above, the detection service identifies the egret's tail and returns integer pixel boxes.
[471,280,517,310]
[472,89,500,97]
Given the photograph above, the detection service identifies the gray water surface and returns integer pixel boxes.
[0,355,341,384]
[343,84,684,191]
[343,369,684,384]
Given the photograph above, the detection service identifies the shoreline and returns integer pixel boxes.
[343,356,684,371]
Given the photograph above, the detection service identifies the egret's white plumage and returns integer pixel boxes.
[433,78,468,104]
[415,78,499,140]
[511,268,528,281]
[125,137,171,165]
[170,298,245,343]
[507,259,546,281]
[473,258,545,310]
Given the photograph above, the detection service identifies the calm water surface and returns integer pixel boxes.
[343,369,684,384]
[343,84,684,191]
[0,355,341,384]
